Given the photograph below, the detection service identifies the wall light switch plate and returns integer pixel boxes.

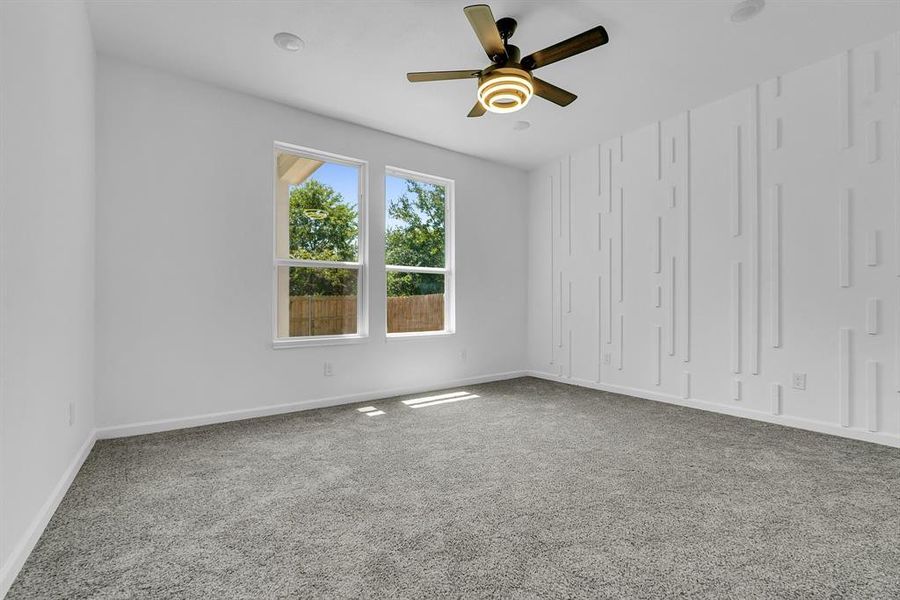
[792,372,806,391]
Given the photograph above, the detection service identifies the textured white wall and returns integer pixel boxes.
[0,0,96,591]
[527,32,900,447]
[94,57,527,432]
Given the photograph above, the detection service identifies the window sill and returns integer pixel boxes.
[385,330,456,341]
[272,335,368,349]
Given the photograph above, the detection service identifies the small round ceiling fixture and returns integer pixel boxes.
[730,0,765,23]
[273,32,304,52]
[513,120,531,131]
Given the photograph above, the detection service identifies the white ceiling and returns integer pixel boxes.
[86,0,900,170]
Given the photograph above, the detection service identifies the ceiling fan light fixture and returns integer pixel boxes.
[477,68,533,114]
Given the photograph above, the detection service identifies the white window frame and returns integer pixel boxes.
[272,142,368,349]
[384,166,455,339]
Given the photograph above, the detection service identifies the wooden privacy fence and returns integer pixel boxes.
[289,293,444,336]
[387,293,444,333]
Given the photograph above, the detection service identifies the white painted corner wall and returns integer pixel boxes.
[527,31,900,447]
[0,0,98,596]
[94,56,528,432]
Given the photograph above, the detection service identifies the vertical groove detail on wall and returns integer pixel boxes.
[750,86,761,376]
[732,124,742,237]
[866,298,879,334]
[617,188,624,303]
[618,135,624,163]
[656,121,662,180]
[567,280,573,314]
[597,275,602,382]
[839,189,851,287]
[550,174,557,361]
[866,360,878,432]
[606,238,613,344]
[654,285,662,308]
[681,372,690,399]
[681,111,692,363]
[567,328,573,379]
[771,383,782,415]
[770,117,782,151]
[597,143,603,198]
[607,148,613,213]
[895,307,900,392]
[839,50,851,149]
[671,136,677,164]
[771,184,782,347]
[733,379,742,401]
[669,185,677,208]
[653,325,662,386]
[653,216,662,273]
[866,120,880,164]
[558,161,563,238]
[865,49,879,97]
[866,230,879,266]
[772,75,782,98]
[617,314,624,371]
[568,155,574,256]
[839,328,851,427]
[669,256,676,356]
[597,212,602,252]
[895,99,900,277]
[558,271,564,348]
[732,261,742,374]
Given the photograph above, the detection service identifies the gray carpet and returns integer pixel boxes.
[8,377,900,599]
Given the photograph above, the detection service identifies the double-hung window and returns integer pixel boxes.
[385,167,454,336]
[273,143,367,347]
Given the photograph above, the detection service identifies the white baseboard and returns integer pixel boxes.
[526,370,900,449]
[0,429,97,599]
[96,370,529,439]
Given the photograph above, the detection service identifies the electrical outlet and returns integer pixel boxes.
[68,402,74,426]
[792,372,806,391]
[460,349,467,361]
[603,353,611,365]
[324,362,334,377]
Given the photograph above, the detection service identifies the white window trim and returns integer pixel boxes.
[384,166,455,339]
[272,142,369,349]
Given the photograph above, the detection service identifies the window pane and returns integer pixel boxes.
[386,272,444,334]
[276,266,358,338]
[385,175,445,268]
[276,152,359,262]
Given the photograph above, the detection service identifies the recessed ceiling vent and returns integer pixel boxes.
[730,0,765,23]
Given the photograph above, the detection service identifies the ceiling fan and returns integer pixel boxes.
[407,4,609,117]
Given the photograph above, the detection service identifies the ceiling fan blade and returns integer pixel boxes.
[407,70,481,82]
[521,25,609,71]
[467,102,487,118]
[464,4,507,62]
[533,78,577,107]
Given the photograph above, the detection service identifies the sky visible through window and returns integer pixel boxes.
[289,163,431,229]
[302,162,359,213]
